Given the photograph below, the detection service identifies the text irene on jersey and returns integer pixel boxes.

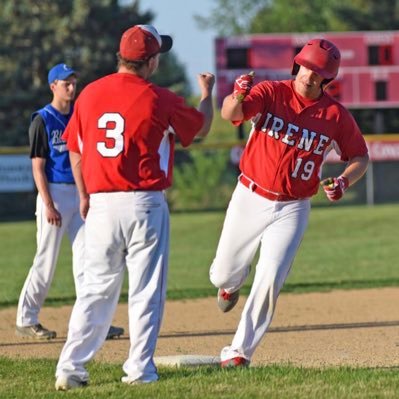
[253,111,330,155]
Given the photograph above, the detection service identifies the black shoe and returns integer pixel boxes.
[106,325,124,340]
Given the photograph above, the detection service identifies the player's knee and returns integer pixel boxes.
[209,265,231,288]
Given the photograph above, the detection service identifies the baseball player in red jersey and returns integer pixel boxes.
[209,39,369,367]
[55,25,215,390]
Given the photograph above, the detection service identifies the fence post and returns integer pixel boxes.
[366,161,374,205]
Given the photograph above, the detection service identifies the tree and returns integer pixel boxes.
[153,51,191,98]
[332,0,399,30]
[195,0,399,35]
[0,0,190,145]
[250,0,347,33]
[195,0,271,36]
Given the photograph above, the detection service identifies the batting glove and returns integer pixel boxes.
[321,176,349,202]
[233,71,255,102]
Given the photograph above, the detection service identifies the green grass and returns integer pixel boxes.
[1,204,398,397]
[1,203,399,307]
[288,203,399,289]
[0,357,398,399]
[3,103,398,398]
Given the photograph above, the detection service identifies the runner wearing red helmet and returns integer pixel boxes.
[210,38,369,367]
[292,38,341,82]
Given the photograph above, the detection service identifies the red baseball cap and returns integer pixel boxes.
[119,24,173,61]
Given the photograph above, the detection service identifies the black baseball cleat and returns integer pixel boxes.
[217,289,240,312]
[106,325,124,340]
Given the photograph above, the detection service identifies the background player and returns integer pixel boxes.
[16,63,123,341]
[209,39,369,367]
[55,25,215,390]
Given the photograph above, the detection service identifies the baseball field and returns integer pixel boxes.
[0,203,398,398]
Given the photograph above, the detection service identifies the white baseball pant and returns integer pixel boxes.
[16,183,84,327]
[210,182,310,362]
[56,190,169,384]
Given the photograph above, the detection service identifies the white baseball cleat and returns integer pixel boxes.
[15,323,56,340]
[221,356,250,368]
[55,375,88,391]
[121,376,157,385]
[217,289,240,312]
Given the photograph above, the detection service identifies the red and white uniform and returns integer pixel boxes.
[56,73,204,384]
[210,80,368,363]
[65,72,203,193]
[239,80,367,198]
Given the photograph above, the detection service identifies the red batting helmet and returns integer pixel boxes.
[292,39,341,82]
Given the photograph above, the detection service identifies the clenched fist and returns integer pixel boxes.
[321,176,349,201]
[233,71,255,102]
[197,72,215,97]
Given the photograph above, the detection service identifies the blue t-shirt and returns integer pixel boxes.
[31,104,74,183]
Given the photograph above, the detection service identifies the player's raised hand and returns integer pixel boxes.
[197,72,215,97]
[321,176,349,201]
[196,73,215,138]
[233,71,255,102]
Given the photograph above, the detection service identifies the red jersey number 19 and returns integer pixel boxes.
[291,158,315,181]
[97,113,125,157]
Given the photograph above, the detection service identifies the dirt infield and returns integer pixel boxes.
[1,288,398,368]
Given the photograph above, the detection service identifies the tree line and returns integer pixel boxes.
[2,0,399,145]
[0,0,189,146]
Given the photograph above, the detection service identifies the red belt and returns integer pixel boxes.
[239,175,300,202]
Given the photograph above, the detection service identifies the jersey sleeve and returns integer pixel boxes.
[336,111,368,161]
[169,96,204,147]
[62,101,82,154]
[29,115,49,159]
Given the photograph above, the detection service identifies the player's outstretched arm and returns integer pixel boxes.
[196,72,215,138]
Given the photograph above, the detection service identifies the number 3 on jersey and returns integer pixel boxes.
[97,113,125,157]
